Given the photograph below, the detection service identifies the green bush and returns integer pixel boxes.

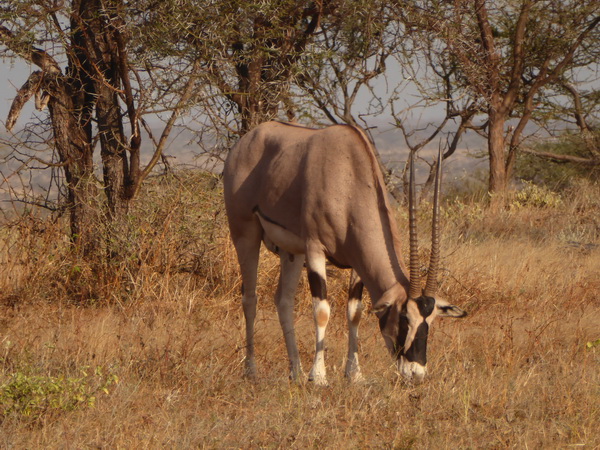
[0,367,118,421]
[511,180,563,209]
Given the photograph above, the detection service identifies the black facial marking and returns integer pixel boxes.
[378,305,391,331]
[308,271,327,300]
[404,321,429,365]
[395,314,410,357]
[399,296,435,364]
[378,299,433,363]
[418,296,436,318]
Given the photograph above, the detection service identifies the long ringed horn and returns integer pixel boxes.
[423,146,443,297]
[408,150,421,300]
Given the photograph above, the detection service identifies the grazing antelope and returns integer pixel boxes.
[223,121,466,384]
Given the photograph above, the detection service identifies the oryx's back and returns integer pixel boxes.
[223,121,387,250]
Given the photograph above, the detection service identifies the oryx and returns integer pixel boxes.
[223,121,466,384]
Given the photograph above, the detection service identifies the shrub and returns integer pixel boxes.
[511,180,563,209]
[0,367,118,421]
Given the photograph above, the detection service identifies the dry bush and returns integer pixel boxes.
[0,171,237,306]
[0,172,599,448]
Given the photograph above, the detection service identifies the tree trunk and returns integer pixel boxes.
[45,73,99,255]
[488,111,509,205]
[3,0,156,258]
[76,0,137,219]
[97,83,131,219]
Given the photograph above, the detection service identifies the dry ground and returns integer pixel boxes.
[1,172,599,448]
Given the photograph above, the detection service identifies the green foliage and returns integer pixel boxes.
[586,339,600,350]
[0,366,118,421]
[444,198,486,223]
[511,180,563,209]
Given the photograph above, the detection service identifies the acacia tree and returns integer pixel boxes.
[293,0,404,196]
[389,22,484,198]
[134,0,329,138]
[298,0,394,127]
[400,0,600,200]
[1,1,199,253]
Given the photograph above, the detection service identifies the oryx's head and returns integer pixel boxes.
[373,149,466,382]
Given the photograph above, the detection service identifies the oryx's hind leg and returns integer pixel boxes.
[274,251,305,381]
[346,270,365,382]
[306,246,330,386]
[230,223,262,379]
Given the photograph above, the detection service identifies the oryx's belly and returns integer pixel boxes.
[255,211,305,255]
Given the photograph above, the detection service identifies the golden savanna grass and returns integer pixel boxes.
[1,171,599,448]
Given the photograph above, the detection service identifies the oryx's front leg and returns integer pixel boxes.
[346,270,365,382]
[275,251,305,381]
[306,248,330,385]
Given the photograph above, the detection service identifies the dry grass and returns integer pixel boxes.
[1,172,599,448]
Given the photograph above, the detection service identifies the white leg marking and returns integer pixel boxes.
[345,271,364,382]
[310,298,330,385]
[275,251,305,381]
[306,250,329,385]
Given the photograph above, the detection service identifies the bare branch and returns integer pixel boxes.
[135,59,203,196]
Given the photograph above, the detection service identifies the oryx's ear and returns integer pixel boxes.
[435,297,467,318]
[372,283,404,313]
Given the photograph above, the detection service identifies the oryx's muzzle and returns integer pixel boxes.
[398,356,427,383]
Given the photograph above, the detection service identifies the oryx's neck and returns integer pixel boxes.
[346,209,411,302]
[346,128,411,302]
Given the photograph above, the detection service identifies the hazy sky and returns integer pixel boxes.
[0,56,490,185]
[1,57,500,205]
[0,57,446,145]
